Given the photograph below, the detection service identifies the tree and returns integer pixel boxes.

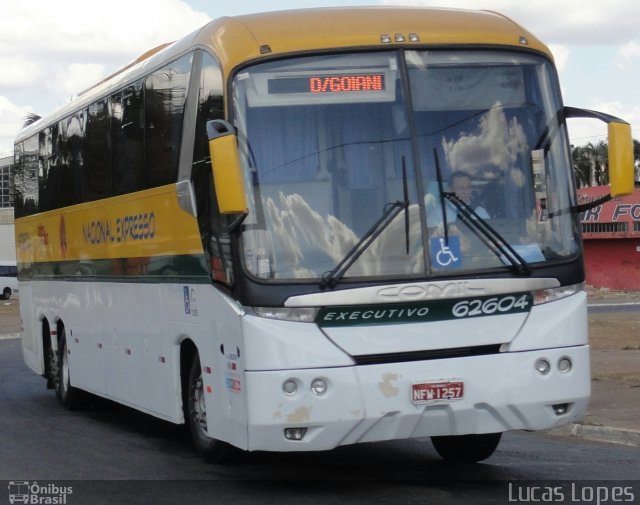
[572,145,592,188]
[588,140,608,186]
[22,113,42,128]
[572,140,609,187]
[634,139,640,185]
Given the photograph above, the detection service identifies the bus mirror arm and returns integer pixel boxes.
[572,193,612,214]
[206,119,249,215]
[563,106,634,199]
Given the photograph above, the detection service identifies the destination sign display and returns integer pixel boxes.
[268,74,386,95]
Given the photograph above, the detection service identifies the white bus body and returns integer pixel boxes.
[13,8,633,463]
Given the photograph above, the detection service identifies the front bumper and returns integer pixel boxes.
[244,345,590,451]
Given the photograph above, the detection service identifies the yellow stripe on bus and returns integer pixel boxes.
[15,184,203,264]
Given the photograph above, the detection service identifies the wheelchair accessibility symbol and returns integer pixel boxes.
[430,236,462,268]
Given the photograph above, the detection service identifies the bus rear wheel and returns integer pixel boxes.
[431,432,502,463]
[187,354,229,463]
[1,287,10,300]
[55,328,85,409]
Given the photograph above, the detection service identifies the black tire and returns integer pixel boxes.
[55,327,85,409]
[1,287,10,300]
[431,432,502,463]
[187,353,229,463]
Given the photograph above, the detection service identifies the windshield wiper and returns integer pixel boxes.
[319,200,408,289]
[443,192,533,276]
[320,161,410,290]
[433,149,450,243]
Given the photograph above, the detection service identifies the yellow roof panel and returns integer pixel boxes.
[196,7,551,72]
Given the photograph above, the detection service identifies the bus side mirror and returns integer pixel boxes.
[607,121,634,197]
[206,119,249,214]
[564,107,634,198]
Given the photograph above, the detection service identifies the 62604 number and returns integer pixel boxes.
[451,294,530,318]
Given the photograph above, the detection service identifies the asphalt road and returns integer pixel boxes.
[1,337,639,505]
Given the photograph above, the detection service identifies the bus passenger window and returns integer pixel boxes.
[111,81,145,195]
[84,98,112,201]
[145,53,193,188]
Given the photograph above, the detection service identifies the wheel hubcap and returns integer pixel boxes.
[192,375,208,435]
[62,345,70,392]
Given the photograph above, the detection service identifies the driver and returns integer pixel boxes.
[425,171,489,227]
[446,171,490,220]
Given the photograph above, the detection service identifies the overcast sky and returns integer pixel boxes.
[2,0,639,155]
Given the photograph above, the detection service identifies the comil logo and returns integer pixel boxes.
[8,481,73,504]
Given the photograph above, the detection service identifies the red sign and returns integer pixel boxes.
[578,187,640,239]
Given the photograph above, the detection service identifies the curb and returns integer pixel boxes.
[548,423,640,447]
[0,332,20,340]
[587,301,640,307]
[570,423,640,447]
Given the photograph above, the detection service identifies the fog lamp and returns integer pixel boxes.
[558,357,572,373]
[284,427,308,441]
[552,403,570,416]
[535,358,551,375]
[283,379,297,396]
[311,378,328,396]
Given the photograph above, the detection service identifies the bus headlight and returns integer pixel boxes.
[251,307,319,322]
[533,282,584,305]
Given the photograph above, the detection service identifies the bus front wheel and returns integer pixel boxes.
[431,432,502,463]
[187,354,229,463]
[1,287,10,300]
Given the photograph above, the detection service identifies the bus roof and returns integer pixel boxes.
[200,7,551,69]
[16,7,551,144]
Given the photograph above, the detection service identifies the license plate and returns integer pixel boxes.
[411,380,464,404]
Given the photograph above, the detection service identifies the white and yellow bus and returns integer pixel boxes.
[14,7,634,463]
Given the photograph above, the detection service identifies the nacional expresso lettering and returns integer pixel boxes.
[82,212,156,245]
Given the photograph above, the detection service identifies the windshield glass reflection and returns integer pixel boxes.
[233,50,579,282]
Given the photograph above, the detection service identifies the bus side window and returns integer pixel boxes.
[84,98,112,201]
[145,53,193,188]
[191,52,231,285]
[15,135,39,217]
[65,112,85,206]
[112,81,145,195]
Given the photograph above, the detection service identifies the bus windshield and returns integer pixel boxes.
[232,50,580,282]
